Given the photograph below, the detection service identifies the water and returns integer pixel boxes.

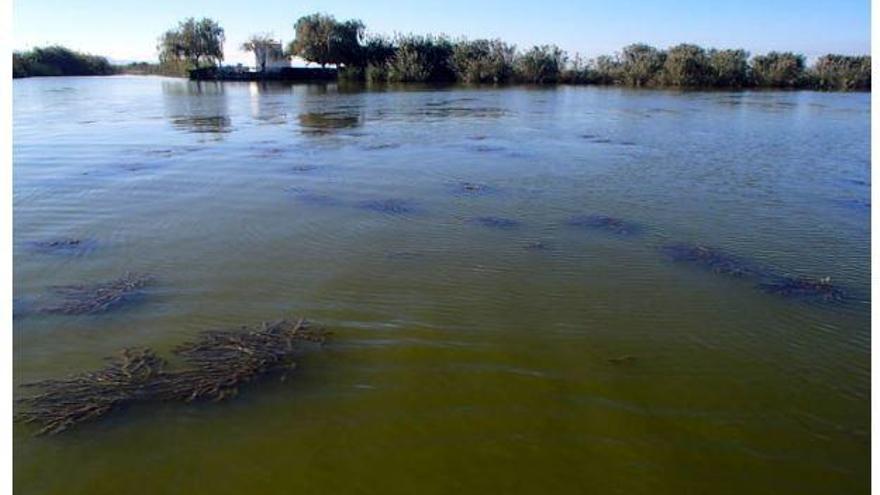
[13,76,870,494]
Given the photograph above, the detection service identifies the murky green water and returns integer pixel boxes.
[13,76,869,494]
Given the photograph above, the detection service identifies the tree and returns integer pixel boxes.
[707,49,750,87]
[158,17,225,70]
[662,44,709,86]
[288,13,364,67]
[241,34,282,72]
[619,44,665,87]
[751,52,806,88]
[515,45,567,84]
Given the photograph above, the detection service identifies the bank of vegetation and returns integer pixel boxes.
[13,46,115,78]
[273,13,868,90]
[13,14,871,91]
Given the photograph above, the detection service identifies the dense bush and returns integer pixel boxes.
[451,39,516,83]
[618,44,666,87]
[386,35,455,83]
[750,52,806,88]
[812,55,870,90]
[12,46,115,78]
[514,45,566,83]
[707,49,750,87]
[661,44,709,87]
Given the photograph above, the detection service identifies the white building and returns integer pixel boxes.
[253,41,289,72]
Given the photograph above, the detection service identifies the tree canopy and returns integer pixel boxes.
[158,17,225,69]
[288,14,364,67]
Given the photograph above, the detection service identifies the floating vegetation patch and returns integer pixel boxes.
[357,199,418,215]
[16,318,326,435]
[758,276,845,302]
[38,273,153,315]
[660,244,758,277]
[469,216,521,229]
[567,215,640,236]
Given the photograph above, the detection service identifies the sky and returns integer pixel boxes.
[13,0,871,65]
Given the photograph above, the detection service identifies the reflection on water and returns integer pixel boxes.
[297,111,363,134]
[12,77,870,495]
[162,80,231,135]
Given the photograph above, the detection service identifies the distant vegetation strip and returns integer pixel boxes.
[13,46,115,78]
[13,14,871,91]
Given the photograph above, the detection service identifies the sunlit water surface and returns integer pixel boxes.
[13,76,870,494]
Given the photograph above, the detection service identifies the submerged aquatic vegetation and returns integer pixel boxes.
[758,276,845,302]
[660,244,757,277]
[469,216,521,229]
[30,238,96,254]
[358,198,417,215]
[39,273,154,315]
[567,215,639,235]
[16,318,326,435]
[607,355,637,365]
[455,182,494,195]
[662,244,847,302]
[523,241,550,251]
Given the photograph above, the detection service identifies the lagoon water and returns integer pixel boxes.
[13,76,870,494]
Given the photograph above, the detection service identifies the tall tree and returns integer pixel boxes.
[158,17,225,70]
[288,13,364,67]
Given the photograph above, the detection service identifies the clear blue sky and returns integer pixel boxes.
[13,0,870,65]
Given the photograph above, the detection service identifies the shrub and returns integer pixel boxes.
[619,44,665,86]
[812,55,870,90]
[515,45,566,83]
[707,49,750,87]
[751,52,806,88]
[451,39,516,83]
[661,44,709,86]
[386,35,455,83]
